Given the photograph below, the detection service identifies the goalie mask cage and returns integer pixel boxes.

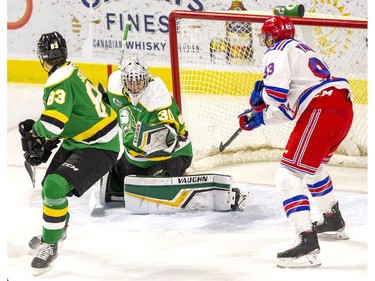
[169,10,367,171]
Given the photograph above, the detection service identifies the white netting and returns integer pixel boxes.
[171,12,367,171]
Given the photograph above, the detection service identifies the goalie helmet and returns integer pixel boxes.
[260,16,295,47]
[37,31,67,70]
[121,56,150,105]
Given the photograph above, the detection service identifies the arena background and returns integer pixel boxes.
[7,0,367,89]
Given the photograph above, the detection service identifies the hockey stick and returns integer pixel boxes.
[24,160,36,188]
[219,127,243,152]
[219,109,256,152]
[118,21,131,69]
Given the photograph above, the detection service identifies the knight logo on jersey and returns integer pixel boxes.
[119,106,136,137]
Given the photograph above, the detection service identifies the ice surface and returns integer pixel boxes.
[5,83,370,281]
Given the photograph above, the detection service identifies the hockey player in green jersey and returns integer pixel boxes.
[100,56,193,203]
[18,31,122,275]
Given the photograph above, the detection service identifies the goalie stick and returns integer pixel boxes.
[89,180,100,214]
[118,21,131,69]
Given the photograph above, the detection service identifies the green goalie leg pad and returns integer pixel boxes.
[124,174,238,213]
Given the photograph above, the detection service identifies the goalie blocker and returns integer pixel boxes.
[99,174,248,213]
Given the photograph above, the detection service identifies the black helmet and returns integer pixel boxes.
[37,31,67,62]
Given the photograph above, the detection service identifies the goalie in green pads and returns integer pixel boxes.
[99,56,193,204]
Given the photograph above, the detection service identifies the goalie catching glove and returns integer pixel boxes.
[238,109,264,131]
[133,121,182,158]
[19,119,60,166]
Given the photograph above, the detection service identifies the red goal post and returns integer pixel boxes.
[168,10,367,171]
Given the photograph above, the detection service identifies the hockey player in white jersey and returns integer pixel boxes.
[238,16,353,267]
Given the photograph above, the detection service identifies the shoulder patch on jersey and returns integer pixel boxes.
[45,64,75,87]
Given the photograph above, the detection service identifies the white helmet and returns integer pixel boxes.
[121,56,149,105]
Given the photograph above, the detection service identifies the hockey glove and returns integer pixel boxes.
[250,80,266,112]
[238,108,264,131]
[40,138,60,161]
[19,119,43,154]
[98,82,110,105]
[19,120,60,166]
[24,138,60,166]
[145,124,180,158]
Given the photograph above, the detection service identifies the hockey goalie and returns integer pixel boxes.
[96,55,247,213]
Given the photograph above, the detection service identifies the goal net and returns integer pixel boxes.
[168,10,367,171]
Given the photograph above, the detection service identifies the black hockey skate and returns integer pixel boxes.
[313,202,349,240]
[29,226,67,255]
[31,242,58,276]
[277,230,321,268]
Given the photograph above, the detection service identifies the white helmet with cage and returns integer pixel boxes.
[121,56,150,105]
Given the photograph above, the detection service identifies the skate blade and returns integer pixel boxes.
[32,262,54,276]
[317,230,349,240]
[277,249,321,268]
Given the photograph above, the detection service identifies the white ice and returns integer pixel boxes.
[5,83,371,281]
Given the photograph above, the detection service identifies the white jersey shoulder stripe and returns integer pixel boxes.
[45,63,75,88]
